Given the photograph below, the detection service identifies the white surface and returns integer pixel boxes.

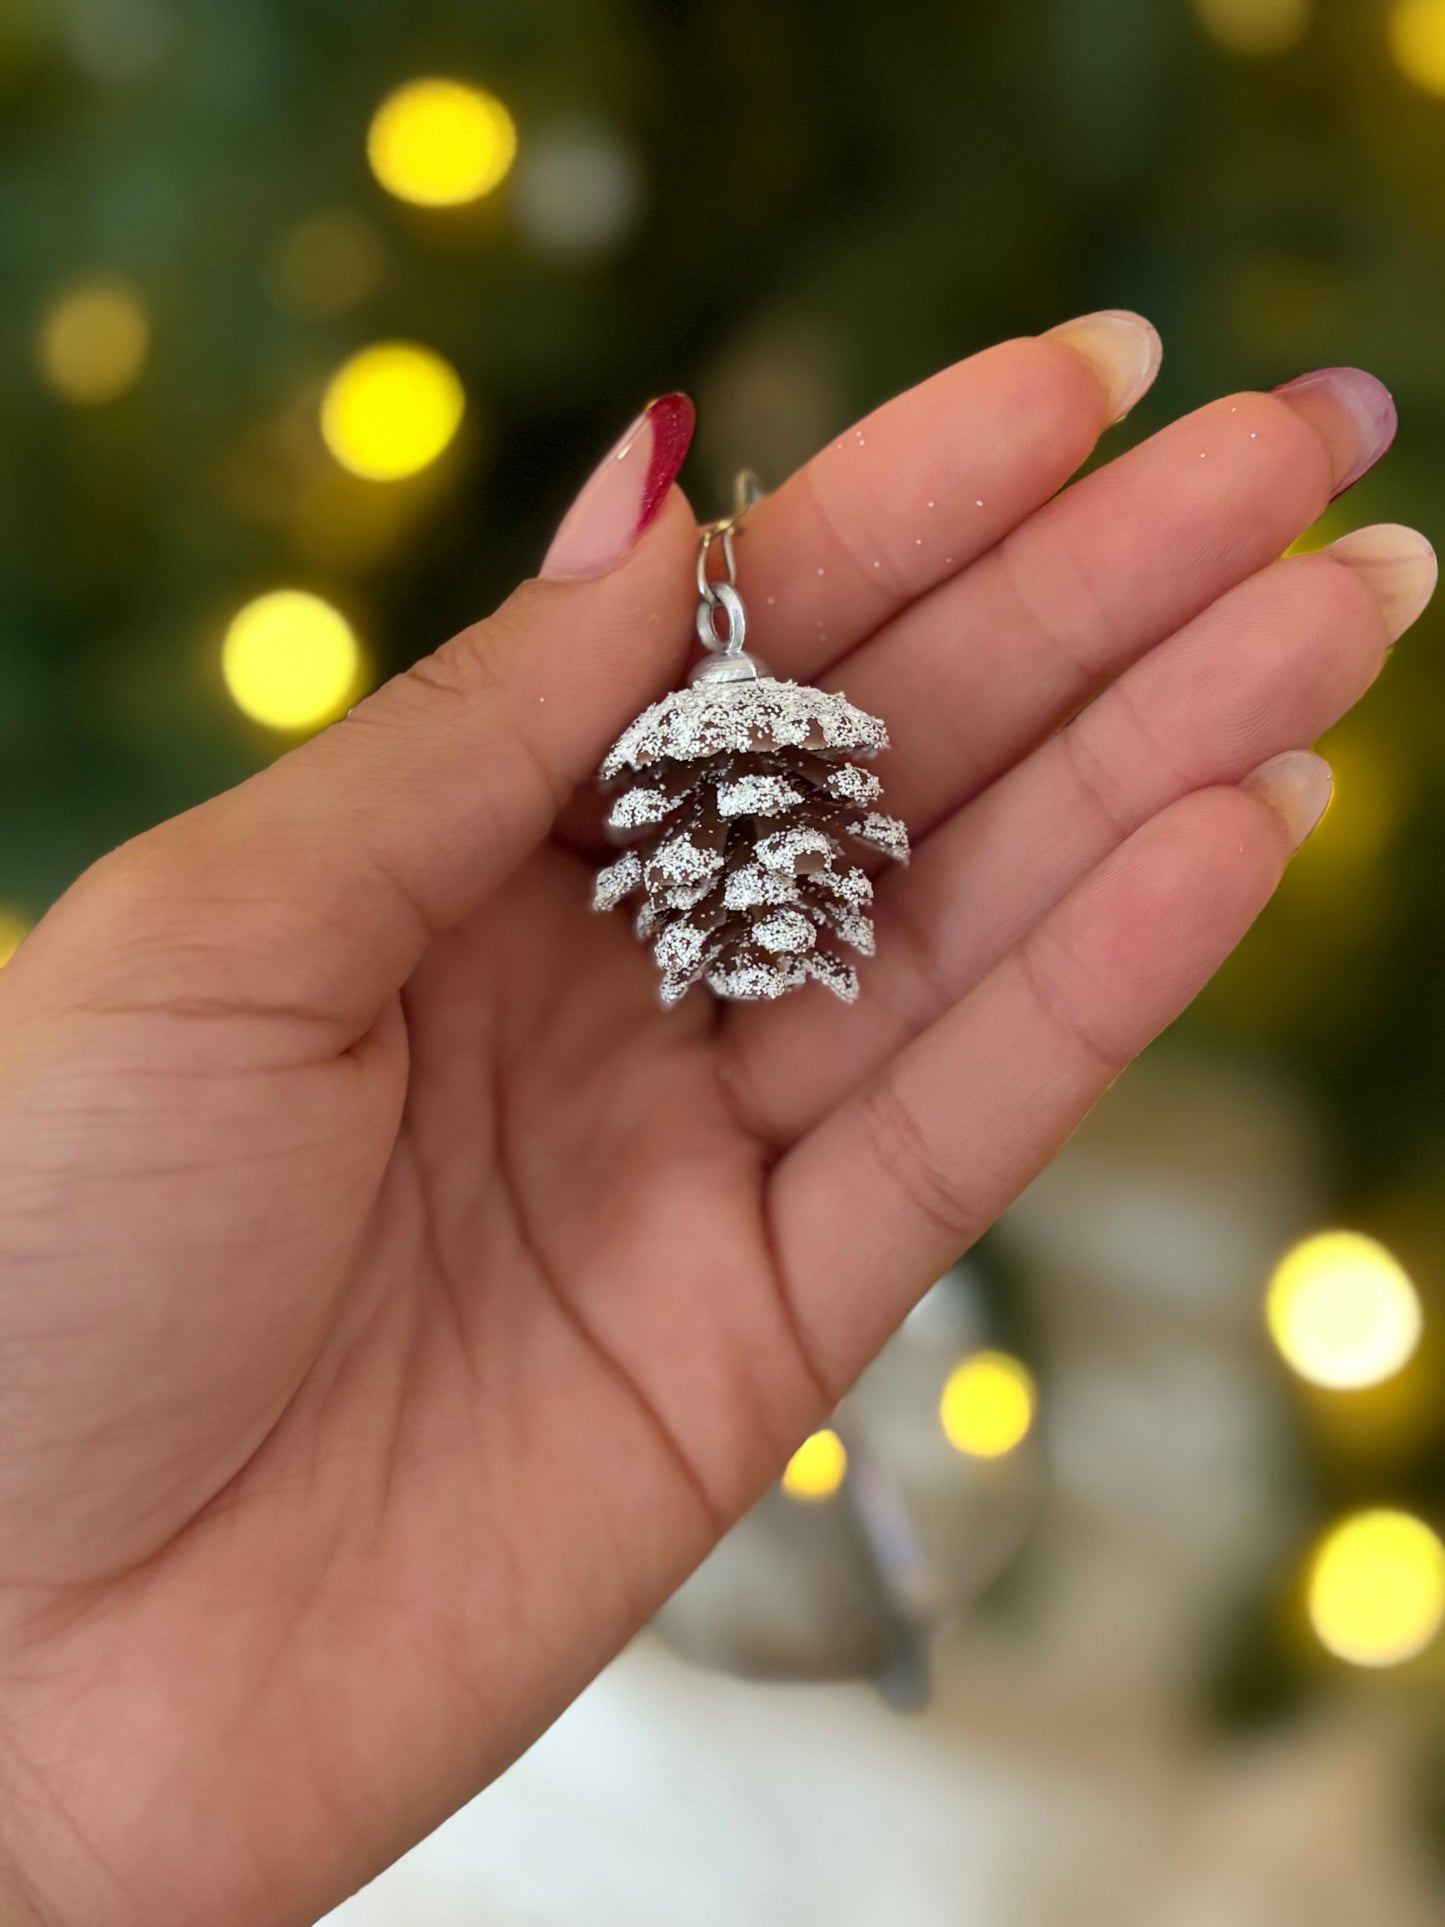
[322,1630,1440,1927]
[321,1634,1104,1927]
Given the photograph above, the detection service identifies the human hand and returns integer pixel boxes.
[0,319,1432,1926]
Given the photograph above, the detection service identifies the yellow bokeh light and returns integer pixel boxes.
[38,278,149,405]
[221,590,362,731]
[1308,1509,1445,1667]
[367,79,517,207]
[1310,735,1400,869]
[320,341,466,482]
[782,1428,847,1502]
[1391,0,1445,97]
[1193,0,1312,56]
[940,1351,1036,1459]
[0,908,30,966]
[1266,1231,1421,1391]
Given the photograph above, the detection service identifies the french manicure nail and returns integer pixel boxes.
[1241,750,1334,852]
[541,393,695,581]
[1045,309,1162,423]
[1326,523,1438,642]
[1272,367,1397,500]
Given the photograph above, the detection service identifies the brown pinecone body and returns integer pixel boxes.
[594,677,909,1005]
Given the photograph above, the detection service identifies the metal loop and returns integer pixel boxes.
[695,581,747,656]
[730,469,766,520]
[696,469,766,604]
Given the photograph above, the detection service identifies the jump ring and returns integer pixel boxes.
[695,581,747,656]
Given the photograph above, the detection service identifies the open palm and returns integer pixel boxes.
[0,320,1431,1927]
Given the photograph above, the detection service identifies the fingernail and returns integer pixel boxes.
[541,393,695,581]
[1241,750,1334,852]
[1326,523,1438,642]
[1045,309,1162,423]
[1272,367,1397,500]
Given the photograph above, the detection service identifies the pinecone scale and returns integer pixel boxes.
[594,677,909,1005]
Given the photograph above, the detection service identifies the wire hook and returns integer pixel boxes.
[696,469,766,605]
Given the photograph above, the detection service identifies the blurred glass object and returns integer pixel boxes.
[655,1267,1043,1704]
[221,590,363,732]
[512,118,645,259]
[320,343,467,483]
[38,277,149,405]
[1267,1232,1422,1391]
[1192,0,1312,56]
[367,79,517,208]
[1307,1510,1445,1668]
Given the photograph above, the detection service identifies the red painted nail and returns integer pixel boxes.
[1272,367,1397,500]
[541,393,695,580]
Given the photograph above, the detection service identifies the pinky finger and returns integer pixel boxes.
[767,754,1332,1394]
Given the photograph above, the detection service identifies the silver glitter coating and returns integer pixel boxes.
[715,773,804,818]
[593,851,643,911]
[708,955,807,1001]
[654,918,713,973]
[802,951,860,1002]
[824,763,883,806]
[756,826,832,873]
[813,901,877,956]
[753,908,817,955]
[646,833,724,890]
[599,677,889,779]
[722,863,795,912]
[607,786,685,831]
[811,863,873,908]
[850,812,911,863]
[594,669,906,1005]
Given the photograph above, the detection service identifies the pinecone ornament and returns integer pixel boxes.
[594,671,910,1006]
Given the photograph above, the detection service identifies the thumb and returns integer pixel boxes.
[39,397,700,1034]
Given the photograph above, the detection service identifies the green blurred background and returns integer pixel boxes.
[8,0,1445,1916]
